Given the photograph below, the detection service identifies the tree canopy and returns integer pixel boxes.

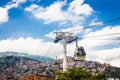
[54,67,106,80]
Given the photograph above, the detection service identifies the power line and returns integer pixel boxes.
[43,43,56,57]
[57,50,63,56]
[78,32,120,40]
[49,46,63,59]
[55,50,63,58]
[68,17,120,32]
[104,17,120,24]
[80,38,120,40]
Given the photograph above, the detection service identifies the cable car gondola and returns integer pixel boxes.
[74,39,86,61]
[54,57,59,66]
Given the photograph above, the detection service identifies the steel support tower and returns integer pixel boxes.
[54,32,77,72]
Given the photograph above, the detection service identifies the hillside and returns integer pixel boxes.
[0,51,54,62]
[0,56,42,80]
[0,56,120,80]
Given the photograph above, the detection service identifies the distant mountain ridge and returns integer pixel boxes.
[0,51,54,62]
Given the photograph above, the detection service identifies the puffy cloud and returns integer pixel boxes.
[68,0,93,15]
[25,0,93,24]
[45,30,57,39]
[5,0,27,9]
[80,25,120,49]
[25,1,67,24]
[60,24,83,34]
[0,37,62,58]
[0,0,26,24]
[89,18,103,26]
[45,24,83,38]
[93,48,120,67]
[0,7,8,23]
[29,0,41,3]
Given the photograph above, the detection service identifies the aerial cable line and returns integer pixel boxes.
[103,17,120,24]
[78,32,120,40]
[80,37,120,40]
[43,43,53,56]
[43,43,56,57]
[68,17,120,32]
[54,50,63,59]
[50,47,63,59]
[56,50,63,57]
[46,44,57,57]
[47,44,62,57]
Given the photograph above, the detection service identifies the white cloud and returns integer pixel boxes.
[0,37,62,58]
[45,24,83,38]
[0,7,8,23]
[45,30,57,39]
[93,48,120,67]
[25,0,93,24]
[25,1,67,24]
[83,28,92,35]
[29,0,41,3]
[61,24,84,34]
[68,0,93,16]
[0,0,26,24]
[5,0,27,9]
[80,25,120,49]
[89,18,103,26]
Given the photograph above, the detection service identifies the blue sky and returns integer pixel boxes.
[0,0,120,67]
[0,0,120,40]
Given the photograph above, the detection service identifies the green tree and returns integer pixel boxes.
[54,67,106,80]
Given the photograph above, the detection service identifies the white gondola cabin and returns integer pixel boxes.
[74,46,86,60]
[74,39,86,61]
